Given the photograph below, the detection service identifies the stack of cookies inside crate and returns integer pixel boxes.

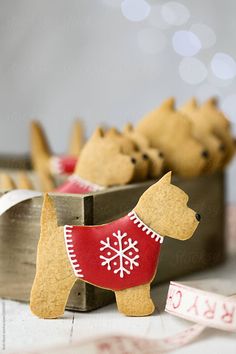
[0,96,235,312]
[1,97,235,192]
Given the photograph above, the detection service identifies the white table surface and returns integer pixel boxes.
[1,206,236,354]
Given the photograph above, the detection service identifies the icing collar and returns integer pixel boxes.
[128,210,164,243]
[68,174,105,192]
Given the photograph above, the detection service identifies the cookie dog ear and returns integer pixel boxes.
[203,97,218,108]
[158,171,172,185]
[181,98,198,112]
[106,127,121,137]
[91,127,104,139]
[160,97,175,111]
[123,123,134,133]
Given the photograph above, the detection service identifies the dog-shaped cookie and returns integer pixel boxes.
[136,98,209,178]
[180,98,225,173]
[123,123,164,179]
[123,123,150,150]
[30,172,200,318]
[30,121,84,191]
[56,128,136,193]
[200,98,235,166]
[105,127,150,182]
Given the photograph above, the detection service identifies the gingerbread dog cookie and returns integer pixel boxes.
[30,121,84,191]
[30,172,200,318]
[123,123,164,179]
[200,98,235,166]
[180,98,225,173]
[56,128,136,193]
[136,98,209,178]
[106,127,164,181]
[105,127,150,182]
[123,123,150,150]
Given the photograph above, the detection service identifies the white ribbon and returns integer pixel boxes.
[0,189,42,215]
[165,280,236,332]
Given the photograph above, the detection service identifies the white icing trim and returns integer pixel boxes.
[64,225,84,278]
[128,210,164,244]
[49,156,63,174]
[68,175,105,192]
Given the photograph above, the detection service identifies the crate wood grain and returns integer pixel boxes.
[0,172,225,312]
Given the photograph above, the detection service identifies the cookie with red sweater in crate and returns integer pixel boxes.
[56,126,163,193]
[56,127,136,194]
[30,171,200,318]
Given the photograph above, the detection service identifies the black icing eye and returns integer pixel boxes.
[131,157,136,164]
[195,213,201,221]
[142,154,149,160]
[159,151,164,158]
[219,144,225,152]
[201,150,209,159]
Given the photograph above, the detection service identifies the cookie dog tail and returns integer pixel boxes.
[30,121,55,192]
[68,120,85,157]
[41,194,58,234]
[31,192,76,319]
[30,121,51,163]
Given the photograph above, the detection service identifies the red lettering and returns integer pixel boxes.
[187,296,199,316]
[221,303,235,324]
[204,299,216,319]
[173,290,182,309]
[97,342,112,354]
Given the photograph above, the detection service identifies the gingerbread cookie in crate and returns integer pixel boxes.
[56,127,136,193]
[105,127,150,182]
[200,98,235,166]
[30,120,83,191]
[136,98,209,178]
[180,98,228,173]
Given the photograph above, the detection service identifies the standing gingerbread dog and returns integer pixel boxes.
[30,172,200,318]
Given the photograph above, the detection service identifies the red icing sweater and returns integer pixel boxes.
[50,156,77,175]
[55,175,105,194]
[64,211,164,291]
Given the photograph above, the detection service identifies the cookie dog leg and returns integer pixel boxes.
[30,194,77,318]
[115,283,155,316]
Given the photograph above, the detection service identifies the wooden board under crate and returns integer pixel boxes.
[0,172,225,311]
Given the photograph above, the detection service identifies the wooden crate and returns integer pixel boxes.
[0,172,225,311]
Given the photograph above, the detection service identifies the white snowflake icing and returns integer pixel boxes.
[99,230,139,278]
